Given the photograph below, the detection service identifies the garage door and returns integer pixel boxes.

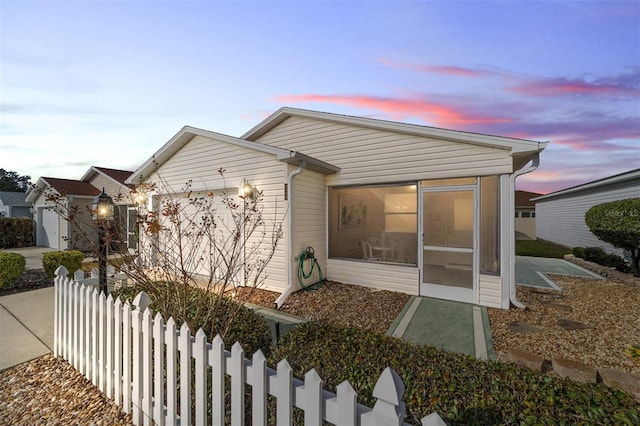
[38,208,59,248]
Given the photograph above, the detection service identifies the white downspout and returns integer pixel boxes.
[275,160,306,309]
[509,152,540,309]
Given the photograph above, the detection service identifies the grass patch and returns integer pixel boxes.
[516,240,571,258]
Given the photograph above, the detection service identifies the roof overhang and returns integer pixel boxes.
[126,125,339,185]
[26,177,58,202]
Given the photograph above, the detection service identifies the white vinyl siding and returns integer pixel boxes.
[536,178,639,257]
[146,134,288,292]
[292,168,327,288]
[478,274,502,308]
[327,259,419,295]
[254,116,513,186]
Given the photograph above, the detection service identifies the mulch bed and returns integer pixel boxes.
[0,270,52,297]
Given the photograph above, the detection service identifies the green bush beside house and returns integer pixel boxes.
[43,251,84,279]
[0,252,26,289]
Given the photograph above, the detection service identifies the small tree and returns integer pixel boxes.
[41,168,284,338]
[0,169,31,192]
[585,198,640,277]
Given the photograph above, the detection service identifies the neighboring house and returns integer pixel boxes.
[0,191,31,218]
[534,168,640,257]
[26,167,135,251]
[127,107,548,309]
[514,190,541,239]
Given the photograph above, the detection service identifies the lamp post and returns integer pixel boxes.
[92,188,114,295]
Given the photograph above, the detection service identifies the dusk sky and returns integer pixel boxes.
[1,0,639,194]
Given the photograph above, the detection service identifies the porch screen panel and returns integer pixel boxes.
[480,176,499,274]
[329,184,417,265]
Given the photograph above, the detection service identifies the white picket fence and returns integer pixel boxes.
[53,267,445,426]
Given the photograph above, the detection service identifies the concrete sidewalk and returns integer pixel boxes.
[0,286,54,371]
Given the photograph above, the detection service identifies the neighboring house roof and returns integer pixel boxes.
[0,191,30,206]
[243,107,549,156]
[81,166,134,188]
[515,190,542,209]
[532,168,640,202]
[26,177,101,202]
[127,125,340,185]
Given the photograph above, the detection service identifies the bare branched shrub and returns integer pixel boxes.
[42,168,284,339]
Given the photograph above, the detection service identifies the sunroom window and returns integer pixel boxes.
[329,184,417,265]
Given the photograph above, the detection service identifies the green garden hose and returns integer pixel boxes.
[298,246,324,290]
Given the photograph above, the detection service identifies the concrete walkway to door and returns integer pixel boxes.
[387,296,496,360]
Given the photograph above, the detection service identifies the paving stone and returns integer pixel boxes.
[507,321,542,333]
[598,368,640,401]
[557,318,593,330]
[502,348,546,371]
[551,358,598,383]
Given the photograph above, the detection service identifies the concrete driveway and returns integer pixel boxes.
[1,246,58,269]
[0,246,57,370]
[0,287,54,370]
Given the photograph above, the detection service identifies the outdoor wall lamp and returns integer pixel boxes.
[240,180,258,200]
[92,188,114,294]
[131,188,148,206]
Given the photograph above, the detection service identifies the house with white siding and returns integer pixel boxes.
[127,107,548,309]
[27,167,135,251]
[533,168,640,257]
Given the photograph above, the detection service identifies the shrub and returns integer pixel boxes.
[572,246,585,258]
[42,250,84,279]
[584,246,608,264]
[583,247,631,273]
[111,283,272,357]
[0,217,33,248]
[585,198,640,276]
[0,252,26,289]
[271,322,640,425]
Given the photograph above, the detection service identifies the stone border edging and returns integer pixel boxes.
[498,348,640,401]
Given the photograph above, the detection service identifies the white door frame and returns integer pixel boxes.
[418,183,479,304]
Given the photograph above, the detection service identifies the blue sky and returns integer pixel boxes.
[1,0,638,193]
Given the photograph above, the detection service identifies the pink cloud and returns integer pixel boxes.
[275,93,513,127]
[511,72,640,98]
[379,59,491,77]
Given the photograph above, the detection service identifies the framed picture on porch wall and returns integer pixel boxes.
[339,194,368,230]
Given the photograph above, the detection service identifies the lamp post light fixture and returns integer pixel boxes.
[92,188,114,295]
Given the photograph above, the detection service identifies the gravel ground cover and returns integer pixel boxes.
[489,275,640,375]
[2,270,638,423]
[235,280,411,334]
[0,354,132,426]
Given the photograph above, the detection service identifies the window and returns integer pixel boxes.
[329,184,417,264]
[521,211,531,218]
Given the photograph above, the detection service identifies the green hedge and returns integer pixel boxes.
[0,217,33,248]
[270,322,640,425]
[579,246,632,273]
[0,252,26,289]
[42,250,84,279]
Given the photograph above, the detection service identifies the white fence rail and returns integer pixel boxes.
[53,267,445,426]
